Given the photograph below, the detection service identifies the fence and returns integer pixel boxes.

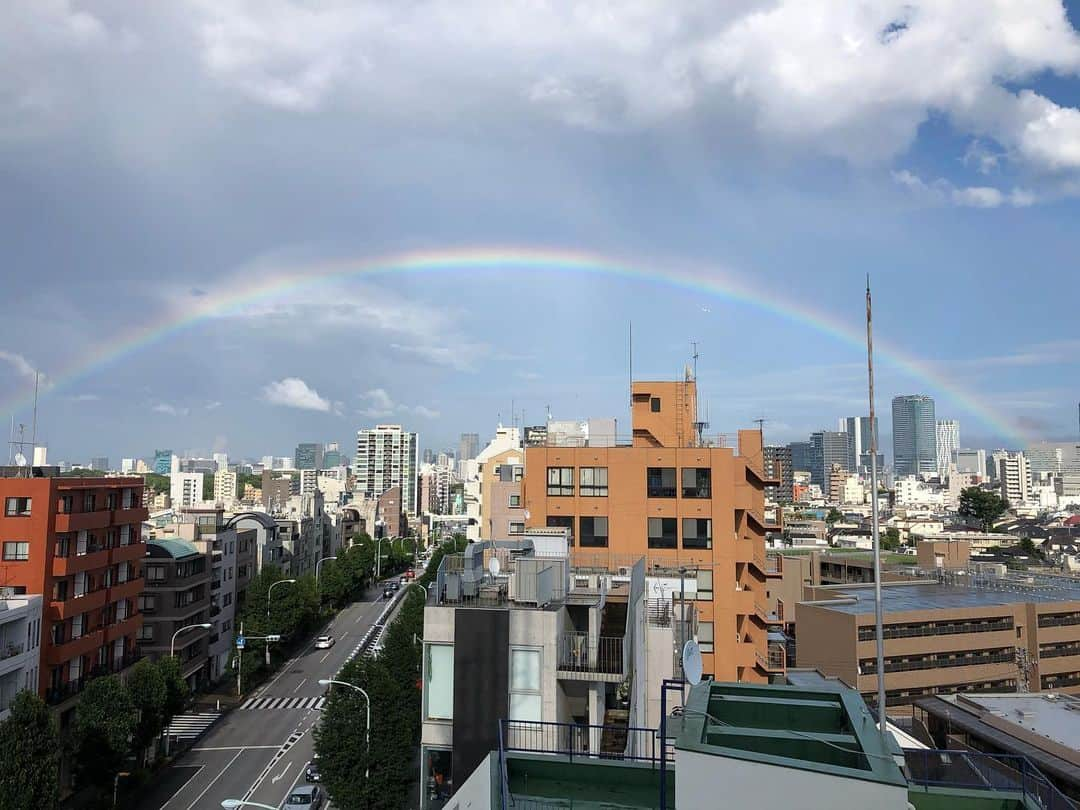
[905,750,1076,810]
[556,632,625,675]
[500,719,671,765]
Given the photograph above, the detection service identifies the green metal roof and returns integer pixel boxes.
[147,538,201,559]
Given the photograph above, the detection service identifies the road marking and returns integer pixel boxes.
[191,745,280,751]
[293,678,307,693]
[184,749,244,810]
[271,761,293,784]
[278,755,309,808]
[243,730,306,800]
[340,630,349,639]
[158,764,204,810]
[319,650,332,663]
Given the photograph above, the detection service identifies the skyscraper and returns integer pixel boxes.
[294,442,324,470]
[322,442,343,468]
[809,431,850,493]
[153,449,174,475]
[355,425,420,515]
[935,420,959,478]
[764,445,793,503]
[789,441,813,476]
[892,395,937,477]
[458,432,480,462]
[838,416,882,473]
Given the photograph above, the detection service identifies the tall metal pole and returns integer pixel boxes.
[237,621,243,697]
[865,277,887,743]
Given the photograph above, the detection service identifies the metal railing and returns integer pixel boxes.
[500,719,670,765]
[1039,645,1080,659]
[905,750,1076,810]
[556,632,624,675]
[860,650,1014,675]
[754,602,781,624]
[0,642,25,660]
[857,618,1013,642]
[756,645,786,671]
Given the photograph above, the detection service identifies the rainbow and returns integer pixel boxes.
[1,245,1029,442]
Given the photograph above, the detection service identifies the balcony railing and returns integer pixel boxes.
[556,632,624,676]
[756,645,786,672]
[905,750,1075,810]
[1,642,25,660]
[500,719,670,764]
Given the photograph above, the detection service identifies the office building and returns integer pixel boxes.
[0,594,43,722]
[89,457,108,472]
[458,433,480,462]
[322,442,343,469]
[808,430,849,493]
[170,472,204,510]
[213,470,237,505]
[153,449,174,476]
[521,377,781,681]
[213,453,228,473]
[935,420,959,479]
[355,424,420,515]
[0,470,147,712]
[422,448,435,465]
[294,442,324,471]
[763,445,793,504]
[140,538,211,689]
[892,395,937,477]
[998,451,1031,505]
[954,448,987,479]
[1026,442,1080,475]
[261,471,291,513]
[788,441,813,477]
[838,416,882,474]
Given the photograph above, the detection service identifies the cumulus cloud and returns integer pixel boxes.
[892,170,1035,209]
[358,388,439,420]
[0,349,45,384]
[262,377,331,411]
[152,402,190,417]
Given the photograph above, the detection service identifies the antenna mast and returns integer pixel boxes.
[866,276,887,743]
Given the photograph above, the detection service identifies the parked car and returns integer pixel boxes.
[313,635,335,650]
[285,784,323,808]
[305,758,321,782]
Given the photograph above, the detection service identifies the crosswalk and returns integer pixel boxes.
[239,696,326,711]
[165,711,221,741]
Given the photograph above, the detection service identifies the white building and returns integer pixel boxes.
[954,448,987,479]
[894,476,945,508]
[355,424,420,515]
[840,476,865,505]
[0,594,42,722]
[121,458,135,474]
[170,472,204,509]
[213,452,229,473]
[299,468,319,496]
[935,420,959,479]
[998,452,1031,505]
[213,470,237,505]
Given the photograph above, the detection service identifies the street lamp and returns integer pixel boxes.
[170,623,212,657]
[315,555,338,590]
[266,578,297,619]
[375,537,385,580]
[220,801,277,810]
[113,771,131,808]
[319,678,371,778]
[412,583,428,599]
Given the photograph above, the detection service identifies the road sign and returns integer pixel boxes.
[266,634,281,642]
[235,635,246,649]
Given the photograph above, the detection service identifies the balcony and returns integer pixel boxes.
[753,601,782,626]
[54,510,112,533]
[107,578,143,603]
[755,644,786,673]
[110,541,146,564]
[112,507,148,525]
[106,614,142,644]
[51,587,107,619]
[46,630,105,666]
[556,632,625,682]
[52,547,110,576]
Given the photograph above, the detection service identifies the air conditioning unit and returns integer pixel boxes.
[617,566,631,577]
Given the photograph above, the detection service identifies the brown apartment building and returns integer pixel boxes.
[522,378,782,681]
[0,469,147,713]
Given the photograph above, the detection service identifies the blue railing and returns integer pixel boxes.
[498,719,512,810]
[499,719,671,765]
[905,749,1076,810]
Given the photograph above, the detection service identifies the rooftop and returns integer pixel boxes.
[952,693,1080,753]
[810,579,1080,615]
[147,537,202,560]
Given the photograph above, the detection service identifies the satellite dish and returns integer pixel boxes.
[13,452,26,467]
[682,640,703,686]
[488,556,501,577]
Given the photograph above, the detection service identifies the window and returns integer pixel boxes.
[579,516,609,548]
[53,580,69,601]
[54,535,71,558]
[696,569,713,601]
[682,468,711,499]
[698,622,714,653]
[137,625,154,642]
[105,493,118,510]
[2,541,29,561]
[682,518,712,550]
[546,467,574,496]
[650,397,661,412]
[648,518,677,549]
[510,648,542,722]
[509,521,525,534]
[83,492,96,512]
[138,595,156,613]
[579,467,608,497]
[425,644,454,720]
[647,468,677,498]
[69,657,82,682]
[4,497,31,516]
[546,515,574,545]
[145,565,166,583]
[509,494,521,507]
[59,495,73,514]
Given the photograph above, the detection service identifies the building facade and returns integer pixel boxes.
[808,431,849,493]
[892,395,937,477]
[0,594,43,721]
[763,445,793,504]
[213,471,237,505]
[998,452,1031,505]
[838,416,882,474]
[294,443,324,471]
[458,433,480,462]
[935,420,959,479]
[355,425,420,515]
[954,448,987,479]
[153,449,174,476]
[170,472,204,510]
[140,538,211,689]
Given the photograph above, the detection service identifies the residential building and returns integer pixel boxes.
[0,470,147,712]
[838,416,882,474]
[990,449,1011,482]
[763,445,793,504]
[213,470,237,505]
[120,458,135,474]
[180,457,217,475]
[954,448,987,479]
[226,512,284,574]
[213,453,229,473]
[153,449,175,475]
[419,464,453,515]
[808,430,849,493]
[935,420,959,479]
[299,468,319,497]
[458,433,480,462]
[140,538,211,690]
[521,377,781,682]
[90,457,109,472]
[998,452,1031,505]
[376,485,406,538]
[479,439,525,540]
[0,594,43,722]
[261,471,291,512]
[892,395,937,477]
[294,442,324,471]
[355,424,420,515]
[170,472,204,509]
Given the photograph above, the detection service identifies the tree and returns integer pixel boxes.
[882,527,901,551]
[1019,537,1044,559]
[0,691,61,810]
[203,473,215,501]
[73,675,136,790]
[958,487,1009,532]
[141,473,170,494]
[128,659,168,760]
[825,507,844,524]
[157,655,191,725]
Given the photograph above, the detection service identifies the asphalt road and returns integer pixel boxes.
[134,579,406,810]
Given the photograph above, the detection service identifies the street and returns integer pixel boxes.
[134,584,400,810]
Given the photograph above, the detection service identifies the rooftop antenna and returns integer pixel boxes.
[690,341,699,381]
[31,371,39,451]
[865,275,887,745]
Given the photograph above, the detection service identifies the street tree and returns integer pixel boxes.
[157,654,191,725]
[958,487,1009,532]
[128,659,168,760]
[73,675,137,790]
[882,527,901,551]
[0,691,61,810]
[825,507,844,524]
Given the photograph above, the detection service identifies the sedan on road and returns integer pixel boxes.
[286,785,324,807]
[313,635,335,649]
[383,586,395,599]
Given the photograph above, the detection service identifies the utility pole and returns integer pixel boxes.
[865,277,887,744]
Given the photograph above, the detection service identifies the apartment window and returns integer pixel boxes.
[546,515,574,545]
[509,647,542,722]
[2,542,29,561]
[120,525,131,546]
[647,468,677,498]
[137,626,154,642]
[83,492,96,512]
[69,657,82,682]
[579,516,609,548]
[696,569,713,601]
[579,467,608,497]
[513,466,524,482]
[509,521,525,534]
[53,580,69,601]
[650,397,661,412]
[546,467,574,496]
[138,595,156,614]
[648,518,677,549]
[4,497,31,516]
[425,644,454,720]
[105,493,119,510]
[145,565,166,584]
[698,621,714,653]
[508,494,521,508]
[682,468,711,499]
[682,518,712,550]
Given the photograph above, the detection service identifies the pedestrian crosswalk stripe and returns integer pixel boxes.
[165,711,221,740]
[238,696,326,711]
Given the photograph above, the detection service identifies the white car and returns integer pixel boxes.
[313,635,335,649]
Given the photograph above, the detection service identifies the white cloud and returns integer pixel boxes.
[71,393,100,402]
[358,388,439,419]
[152,402,190,417]
[0,350,49,388]
[891,170,1035,209]
[412,405,441,419]
[262,377,331,411]
[205,400,222,410]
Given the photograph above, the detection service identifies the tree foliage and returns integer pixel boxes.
[0,691,61,810]
[825,507,844,524]
[882,527,901,551]
[157,655,191,724]
[128,659,168,758]
[73,675,137,789]
[958,487,1009,532]
[141,472,170,494]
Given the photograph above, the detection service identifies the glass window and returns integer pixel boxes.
[648,518,677,549]
[696,569,713,601]
[698,621,714,653]
[425,644,454,720]
[4,497,31,516]
[682,518,712,549]
[509,521,525,534]
[546,467,574,496]
[650,397,661,412]
[579,467,608,497]
[546,515,574,545]
[681,468,711,498]
[510,648,542,722]
[83,492,96,512]
[647,468,677,498]
[509,494,521,507]
[579,516,609,548]
[2,542,29,561]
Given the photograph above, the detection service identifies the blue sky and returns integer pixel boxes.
[1,1,1079,463]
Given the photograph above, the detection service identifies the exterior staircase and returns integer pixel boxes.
[600,709,629,756]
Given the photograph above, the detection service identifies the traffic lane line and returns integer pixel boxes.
[182,749,245,810]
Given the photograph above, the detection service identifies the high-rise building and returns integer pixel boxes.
[213,470,237,504]
[170,472,204,509]
[788,441,813,477]
[458,433,480,462]
[998,452,1030,505]
[120,458,135,474]
[153,449,174,476]
[1025,442,1080,475]
[422,448,435,464]
[90,457,109,472]
[322,442,342,468]
[764,445,793,504]
[892,395,937,477]
[837,416,881,474]
[935,420,959,479]
[954,448,987,479]
[294,442,324,471]
[355,425,420,515]
[808,431,849,493]
[213,452,229,473]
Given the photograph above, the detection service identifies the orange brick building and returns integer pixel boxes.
[522,379,783,681]
[0,470,147,713]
